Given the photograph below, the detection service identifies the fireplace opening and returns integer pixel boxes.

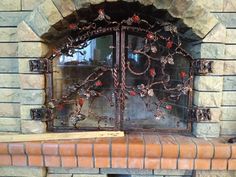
[43,1,194,132]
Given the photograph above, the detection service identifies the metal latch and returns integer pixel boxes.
[190,107,211,122]
[30,108,52,121]
[193,59,213,75]
[29,59,51,73]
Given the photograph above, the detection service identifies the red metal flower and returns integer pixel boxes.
[68,23,77,30]
[132,14,140,23]
[98,9,105,15]
[180,71,187,79]
[149,68,156,77]
[146,32,155,40]
[78,98,84,107]
[166,40,173,49]
[129,90,136,96]
[95,80,103,87]
[165,105,173,110]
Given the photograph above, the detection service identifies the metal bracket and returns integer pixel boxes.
[228,137,236,144]
[30,108,52,121]
[190,108,211,122]
[29,59,51,73]
[193,60,213,75]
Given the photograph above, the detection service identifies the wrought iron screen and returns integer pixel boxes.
[44,2,194,132]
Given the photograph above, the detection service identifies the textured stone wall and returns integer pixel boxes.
[0,0,235,136]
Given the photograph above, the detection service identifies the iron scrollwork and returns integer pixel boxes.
[191,108,211,122]
[193,60,213,75]
[39,7,195,130]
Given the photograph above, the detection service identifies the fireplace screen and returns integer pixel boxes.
[44,2,194,132]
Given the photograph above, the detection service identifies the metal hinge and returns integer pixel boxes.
[193,59,213,75]
[29,59,51,73]
[190,107,211,122]
[30,108,52,121]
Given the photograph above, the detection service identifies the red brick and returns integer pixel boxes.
[9,143,25,155]
[42,143,58,155]
[128,134,144,169]
[159,135,178,158]
[192,138,214,159]
[59,143,75,156]
[28,155,43,167]
[61,156,77,167]
[12,155,27,166]
[178,159,194,170]
[211,139,231,159]
[161,158,177,169]
[94,138,110,168]
[78,157,93,168]
[0,143,8,154]
[25,142,41,155]
[111,136,127,168]
[174,135,196,158]
[231,144,236,158]
[194,159,211,170]
[76,139,93,157]
[0,155,11,166]
[211,159,227,170]
[145,158,160,169]
[144,134,161,158]
[44,156,60,167]
[228,159,236,170]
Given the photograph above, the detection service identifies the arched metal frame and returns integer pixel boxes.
[42,4,194,132]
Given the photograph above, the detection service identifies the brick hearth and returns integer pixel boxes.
[0,133,235,171]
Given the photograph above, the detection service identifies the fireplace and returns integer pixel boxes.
[30,1,195,132]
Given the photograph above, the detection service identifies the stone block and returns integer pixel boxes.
[100,168,152,175]
[48,168,99,174]
[203,23,226,43]
[189,43,224,59]
[0,28,17,42]
[168,0,194,18]
[25,8,56,37]
[211,60,224,75]
[17,21,42,42]
[154,170,192,176]
[73,0,104,9]
[38,0,63,25]
[221,121,236,135]
[0,89,20,103]
[0,0,21,11]
[224,61,236,75]
[0,167,46,177]
[194,76,223,91]
[221,107,236,120]
[52,0,76,17]
[20,89,45,104]
[0,12,29,27]
[0,43,18,57]
[18,42,49,57]
[226,29,236,43]
[19,58,35,73]
[0,103,20,118]
[194,91,222,107]
[193,170,236,177]
[223,0,236,12]
[21,120,47,133]
[181,1,218,38]
[225,45,236,59]
[214,13,236,28]
[192,122,220,137]
[210,108,222,122]
[22,0,45,10]
[198,0,223,12]
[223,76,236,90]
[222,91,236,105]
[0,118,20,132]
[47,174,72,177]
[0,74,20,88]
[0,58,18,73]
[20,74,45,89]
[20,104,44,120]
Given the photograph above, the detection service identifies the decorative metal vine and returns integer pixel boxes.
[44,8,194,130]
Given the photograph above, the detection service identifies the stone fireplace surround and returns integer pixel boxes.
[0,0,236,176]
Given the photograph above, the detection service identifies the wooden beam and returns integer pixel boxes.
[0,131,124,142]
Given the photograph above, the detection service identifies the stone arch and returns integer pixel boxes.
[16,0,225,133]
